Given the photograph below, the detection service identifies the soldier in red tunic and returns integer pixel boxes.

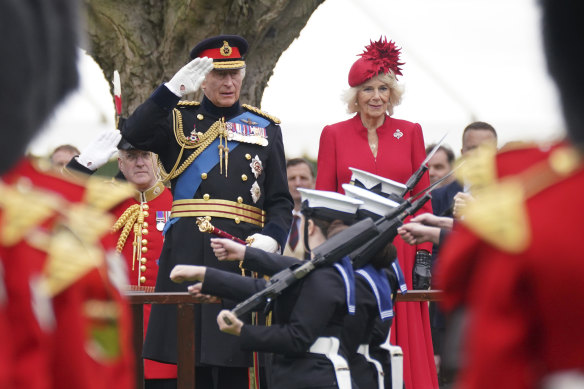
[436,1,584,388]
[0,1,135,388]
[68,134,177,388]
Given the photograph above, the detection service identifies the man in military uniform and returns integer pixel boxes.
[0,1,135,388]
[436,1,584,388]
[122,35,293,388]
[67,131,177,388]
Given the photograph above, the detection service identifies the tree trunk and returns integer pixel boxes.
[83,0,325,115]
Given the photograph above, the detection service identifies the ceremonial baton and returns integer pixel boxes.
[196,216,252,245]
[113,70,122,128]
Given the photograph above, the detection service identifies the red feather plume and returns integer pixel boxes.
[359,36,404,79]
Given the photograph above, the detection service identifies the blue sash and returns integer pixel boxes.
[173,138,240,201]
[166,110,268,235]
[356,264,394,321]
[163,138,240,236]
[333,256,355,315]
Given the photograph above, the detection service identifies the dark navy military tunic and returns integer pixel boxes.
[122,85,293,367]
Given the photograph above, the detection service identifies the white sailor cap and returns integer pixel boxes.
[298,188,363,222]
[349,167,407,198]
[342,183,400,220]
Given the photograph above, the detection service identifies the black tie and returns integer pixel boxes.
[289,215,300,250]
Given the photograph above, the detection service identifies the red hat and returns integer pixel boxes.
[190,35,248,69]
[348,36,404,87]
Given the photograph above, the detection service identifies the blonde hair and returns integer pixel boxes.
[342,72,404,116]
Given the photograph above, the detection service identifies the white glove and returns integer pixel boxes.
[76,129,122,171]
[247,233,279,253]
[165,57,214,97]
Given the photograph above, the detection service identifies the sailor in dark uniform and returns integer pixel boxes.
[170,189,365,389]
[121,35,293,388]
[342,183,408,389]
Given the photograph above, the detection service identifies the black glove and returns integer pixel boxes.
[412,250,432,290]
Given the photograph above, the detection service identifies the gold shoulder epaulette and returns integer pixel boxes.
[41,203,116,297]
[455,144,497,191]
[84,176,134,211]
[0,182,62,246]
[242,104,281,124]
[177,100,201,107]
[460,145,583,254]
[461,180,530,254]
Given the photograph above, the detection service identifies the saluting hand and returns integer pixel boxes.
[76,129,122,171]
[165,57,214,97]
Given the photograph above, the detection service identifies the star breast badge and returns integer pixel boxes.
[250,182,261,203]
[250,155,263,178]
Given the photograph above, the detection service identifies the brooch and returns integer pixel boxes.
[250,181,261,203]
[250,155,263,178]
[393,129,403,139]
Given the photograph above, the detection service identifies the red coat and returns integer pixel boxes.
[316,114,438,389]
[0,158,135,389]
[438,142,584,389]
[111,181,176,379]
[0,276,9,388]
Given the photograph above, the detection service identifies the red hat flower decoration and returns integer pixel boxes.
[348,36,404,87]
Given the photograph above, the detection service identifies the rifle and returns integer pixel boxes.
[227,217,378,319]
[226,173,451,321]
[350,170,456,269]
[225,163,453,322]
[401,133,448,197]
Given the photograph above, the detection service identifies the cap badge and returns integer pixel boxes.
[393,129,403,139]
[221,41,232,57]
[250,155,263,178]
[250,181,261,203]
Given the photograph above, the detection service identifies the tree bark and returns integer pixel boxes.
[83,0,325,115]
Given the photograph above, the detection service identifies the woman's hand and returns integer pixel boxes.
[217,309,243,336]
[170,265,206,283]
[210,238,246,261]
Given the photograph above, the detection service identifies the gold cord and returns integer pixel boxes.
[158,109,223,183]
[112,204,141,253]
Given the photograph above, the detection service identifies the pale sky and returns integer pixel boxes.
[31,0,565,160]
